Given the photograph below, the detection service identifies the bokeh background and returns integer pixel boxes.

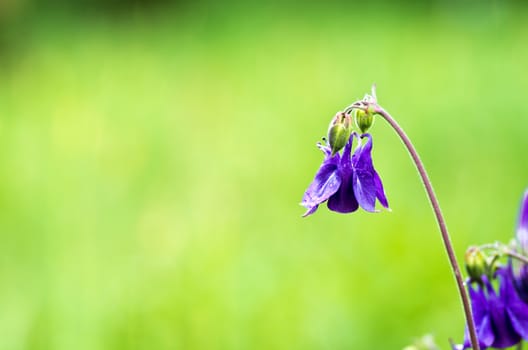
[1,0,528,349]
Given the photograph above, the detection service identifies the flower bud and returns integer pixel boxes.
[465,246,488,282]
[327,112,351,155]
[354,108,374,134]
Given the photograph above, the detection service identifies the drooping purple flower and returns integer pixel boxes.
[301,132,389,217]
[457,267,528,349]
[512,190,528,303]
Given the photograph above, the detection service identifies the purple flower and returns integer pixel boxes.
[301,132,389,217]
[512,190,528,303]
[458,267,528,349]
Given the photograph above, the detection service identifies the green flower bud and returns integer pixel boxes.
[465,246,487,282]
[354,108,374,134]
[328,112,352,155]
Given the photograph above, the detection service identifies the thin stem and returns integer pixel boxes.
[373,105,480,350]
[478,243,528,264]
[517,342,523,350]
[478,242,502,250]
[505,249,528,265]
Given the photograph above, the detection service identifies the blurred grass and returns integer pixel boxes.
[1,3,528,349]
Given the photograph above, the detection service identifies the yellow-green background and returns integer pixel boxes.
[1,1,527,349]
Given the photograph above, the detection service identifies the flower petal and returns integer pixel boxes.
[325,132,359,214]
[512,264,528,303]
[301,156,342,217]
[488,304,522,348]
[507,303,528,340]
[461,282,494,349]
[353,169,377,212]
[340,132,356,169]
[469,281,489,325]
[487,268,523,348]
[517,190,528,252]
[477,315,495,348]
[302,205,319,217]
[460,316,494,349]
[373,170,389,209]
[501,265,528,340]
[327,173,359,213]
[352,134,387,212]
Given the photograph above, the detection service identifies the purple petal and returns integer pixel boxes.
[502,265,528,339]
[351,134,369,166]
[373,169,389,209]
[462,271,528,349]
[326,132,360,213]
[512,264,528,303]
[469,281,489,324]
[487,268,523,348]
[517,190,528,252]
[477,315,494,348]
[507,303,528,340]
[302,205,319,218]
[489,306,522,348]
[327,173,359,213]
[488,305,521,348]
[352,134,387,212]
[353,169,377,212]
[512,193,528,300]
[302,157,342,217]
[497,266,516,303]
[461,284,494,349]
[462,315,494,349]
[340,132,356,169]
[462,287,494,349]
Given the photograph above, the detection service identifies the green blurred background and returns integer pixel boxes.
[1,0,528,349]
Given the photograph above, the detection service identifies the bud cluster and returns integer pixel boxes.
[326,101,377,155]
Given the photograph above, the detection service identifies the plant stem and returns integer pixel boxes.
[373,105,480,350]
[479,243,528,264]
[505,250,528,265]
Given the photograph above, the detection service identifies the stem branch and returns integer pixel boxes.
[478,243,528,265]
[373,105,480,350]
[505,250,528,265]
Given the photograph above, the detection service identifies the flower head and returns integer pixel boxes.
[512,190,528,303]
[457,267,528,349]
[301,132,389,217]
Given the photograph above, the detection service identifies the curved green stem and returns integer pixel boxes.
[372,105,480,350]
